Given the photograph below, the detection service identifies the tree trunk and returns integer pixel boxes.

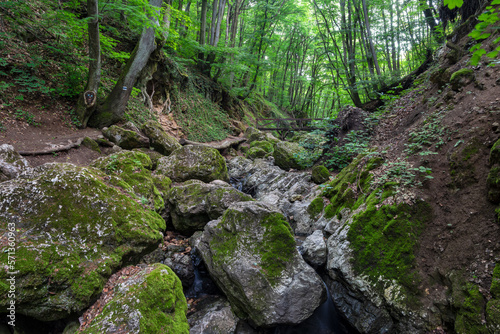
[75,0,101,128]
[88,0,162,128]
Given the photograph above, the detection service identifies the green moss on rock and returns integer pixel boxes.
[250,140,274,154]
[0,163,165,321]
[82,137,101,153]
[80,264,189,334]
[347,197,431,295]
[453,282,487,334]
[142,120,182,156]
[156,145,229,183]
[91,151,165,212]
[247,147,268,159]
[490,139,500,166]
[450,68,474,91]
[307,197,324,218]
[102,125,149,150]
[311,165,330,184]
[273,141,306,170]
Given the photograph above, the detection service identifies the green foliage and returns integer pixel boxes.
[14,109,39,126]
[325,130,371,170]
[404,109,448,155]
[467,3,500,66]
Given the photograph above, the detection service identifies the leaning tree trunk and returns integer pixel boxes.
[88,0,163,128]
[75,0,101,128]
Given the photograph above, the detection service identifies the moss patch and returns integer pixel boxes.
[347,199,431,295]
[453,282,487,334]
[307,197,324,218]
[311,165,330,184]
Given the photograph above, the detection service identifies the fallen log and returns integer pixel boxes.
[179,137,246,151]
[18,138,84,156]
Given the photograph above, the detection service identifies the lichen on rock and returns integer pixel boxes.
[273,141,307,170]
[79,264,189,334]
[167,179,253,235]
[0,163,165,321]
[0,144,31,182]
[91,150,168,212]
[142,120,181,156]
[197,201,325,327]
[156,145,229,183]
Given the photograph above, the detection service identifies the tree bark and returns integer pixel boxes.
[88,0,163,128]
[75,0,101,128]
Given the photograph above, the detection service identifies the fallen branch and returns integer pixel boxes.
[179,137,246,150]
[19,138,84,156]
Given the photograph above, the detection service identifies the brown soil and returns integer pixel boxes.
[372,45,500,314]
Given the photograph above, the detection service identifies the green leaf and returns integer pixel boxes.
[470,43,483,52]
[487,50,499,58]
[478,33,492,40]
[495,37,500,44]
[492,0,500,5]
[444,0,463,9]
[470,49,487,66]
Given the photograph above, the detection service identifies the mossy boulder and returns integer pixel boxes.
[0,144,31,182]
[487,167,500,204]
[245,127,279,144]
[246,140,274,159]
[91,151,168,212]
[79,264,189,334]
[0,163,165,321]
[273,141,306,170]
[156,145,229,183]
[142,120,181,156]
[246,147,267,159]
[250,140,274,153]
[490,139,500,166]
[451,279,486,334]
[167,180,253,235]
[430,67,452,87]
[450,68,474,91]
[102,125,149,150]
[133,148,165,169]
[311,165,330,184]
[198,201,325,327]
[81,137,101,153]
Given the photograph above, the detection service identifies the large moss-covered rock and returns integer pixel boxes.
[102,125,149,150]
[0,144,31,182]
[450,68,474,91]
[273,141,306,170]
[0,163,165,321]
[79,264,189,334]
[245,127,279,144]
[247,140,274,160]
[91,151,168,212]
[197,201,325,327]
[142,120,181,156]
[168,180,253,235]
[157,145,229,183]
[311,165,330,184]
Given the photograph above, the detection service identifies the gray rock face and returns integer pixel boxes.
[228,157,320,234]
[102,124,149,150]
[142,120,182,155]
[157,145,229,183]
[198,201,325,327]
[188,297,239,334]
[168,180,253,235]
[300,230,327,267]
[0,144,31,182]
